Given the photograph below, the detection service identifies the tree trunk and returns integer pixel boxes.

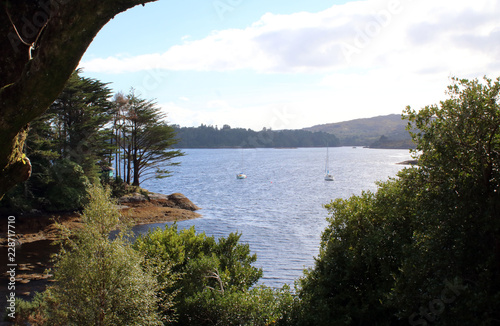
[126,144,132,185]
[132,158,140,186]
[0,0,158,201]
[132,120,140,186]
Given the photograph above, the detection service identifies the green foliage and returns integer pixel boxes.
[15,184,162,325]
[48,70,115,178]
[174,124,340,148]
[113,91,183,186]
[11,291,56,326]
[398,76,500,324]
[404,76,500,198]
[45,159,90,211]
[134,224,293,325]
[293,176,415,326]
[180,284,294,326]
[1,72,183,212]
[293,76,500,325]
[0,70,113,212]
[0,158,90,212]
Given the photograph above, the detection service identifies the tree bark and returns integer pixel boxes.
[0,0,157,200]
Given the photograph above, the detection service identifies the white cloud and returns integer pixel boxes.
[81,0,500,76]
[81,0,500,129]
[160,99,313,131]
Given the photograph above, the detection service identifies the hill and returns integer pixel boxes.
[304,114,415,148]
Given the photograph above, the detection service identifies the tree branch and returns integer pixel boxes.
[0,0,158,200]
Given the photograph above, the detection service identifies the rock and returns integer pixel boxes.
[167,193,200,211]
[118,192,200,211]
[147,193,170,201]
[397,159,419,165]
[118,192,147,203]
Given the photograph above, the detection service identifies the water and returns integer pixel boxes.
[137,147,412,288]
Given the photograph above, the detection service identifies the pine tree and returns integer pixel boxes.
[114,91,183,186]
[48,70,115,179]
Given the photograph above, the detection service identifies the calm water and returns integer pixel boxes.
[137,147,412,288]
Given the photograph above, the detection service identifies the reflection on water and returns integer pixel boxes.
[0,240,58,313]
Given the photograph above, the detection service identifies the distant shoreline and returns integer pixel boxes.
[397,159,419,165]
[172,146,414,150]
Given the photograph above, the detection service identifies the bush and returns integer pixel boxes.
[134,224,294,325]
[45,159,90,211]
[292,178,415,326]
[14,184,162,325]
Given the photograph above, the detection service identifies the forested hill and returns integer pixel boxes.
[173,125,340,148]
[304,114,415,148]
[174,114,416,149]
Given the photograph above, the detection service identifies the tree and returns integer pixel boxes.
[0,0,158,201]
[293,180,415,326]
[48,70,114,178]
[293,76,500,325]
[399,76,500,324]
[0,70,114,212]
[114,91,183,186]
[15,184,162,325]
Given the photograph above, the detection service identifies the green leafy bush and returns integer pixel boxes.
[14,184,162,325]
[45,160,90,211]
[134,224,293,325]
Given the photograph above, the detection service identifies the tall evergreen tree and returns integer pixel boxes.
[0,71,114,212]
[114,91,183,186]
[49,70,115,178]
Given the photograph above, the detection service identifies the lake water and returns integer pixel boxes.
[137,147,412,288]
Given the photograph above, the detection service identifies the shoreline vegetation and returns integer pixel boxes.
[0,191,200,311]
[2,76,500,324]
[0,191,201,246]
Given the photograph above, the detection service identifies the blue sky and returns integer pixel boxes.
[79,0,500,130]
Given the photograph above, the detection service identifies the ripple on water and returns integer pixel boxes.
[139,147,411,287]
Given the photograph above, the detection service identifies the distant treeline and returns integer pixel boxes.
[174,124,340,148]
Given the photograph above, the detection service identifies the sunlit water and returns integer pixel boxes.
[137,147,412,288]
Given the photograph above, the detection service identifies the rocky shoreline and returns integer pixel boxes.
[0,192,200,312]
[0,192,201,246]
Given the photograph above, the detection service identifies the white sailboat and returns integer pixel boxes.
[236,149,247,179]
[324,146,334,181]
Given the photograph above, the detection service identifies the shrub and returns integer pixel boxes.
[14,184,162,325]
[134,224,294,325]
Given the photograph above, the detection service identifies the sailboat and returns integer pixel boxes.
[324,146,334,181]
[236,149,247,179]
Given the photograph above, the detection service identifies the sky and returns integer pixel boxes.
[79,0,500,130]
